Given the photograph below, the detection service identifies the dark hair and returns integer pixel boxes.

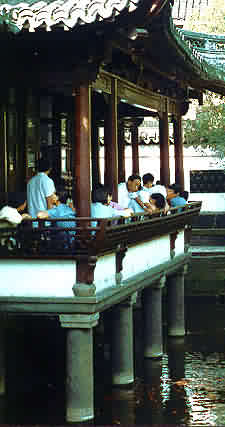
[56,189,69,204]
[36,158,51,173]
[143,173,154,185]
[180,190,189,201]
[92,186,109,204]
[167,183,182,195]
[151,193,166,209]
[127,174,141,182]
[7,192,26,208]
[156,180,161,185]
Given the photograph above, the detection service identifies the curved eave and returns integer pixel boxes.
[165,12,225,95]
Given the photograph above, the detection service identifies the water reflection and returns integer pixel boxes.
[162,337,189,425]
[2,300,225,425]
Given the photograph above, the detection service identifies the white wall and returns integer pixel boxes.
[0,231,184,298]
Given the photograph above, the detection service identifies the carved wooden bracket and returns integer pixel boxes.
[116,244,128,284]
[76,254,98,284]
[184,224,192,253]
[170,230,179,259]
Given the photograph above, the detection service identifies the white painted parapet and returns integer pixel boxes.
[0,230,185,298]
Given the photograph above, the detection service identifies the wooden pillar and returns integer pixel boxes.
[91,120,100,188]
[104,78,118,201]
[173,115,184,191]
[159,111,170,186]
[131,122,139,175]
[118,121,126,183]
[74,85,91,217]
[0,112,8,195]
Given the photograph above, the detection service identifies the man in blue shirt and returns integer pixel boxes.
[167,184,187,212]
[27,159,56,218]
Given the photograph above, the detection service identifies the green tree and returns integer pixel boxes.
[184,92,225,159]
[184,0,225,34]
[183,0,225,157]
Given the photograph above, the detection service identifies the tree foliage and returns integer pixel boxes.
[184,92,225,158]
[184,0,225,35]
[183,0,225,157]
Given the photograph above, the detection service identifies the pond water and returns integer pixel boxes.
[2,296,225,425]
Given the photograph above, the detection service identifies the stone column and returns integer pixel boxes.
[111,293,136,385]
[118,121,126,183]
[173,115,184,191]
[59,313,99,422]
[159,111,170,186]
[142,276,166,358]
[167,265,188,337]
[104,78,118,201]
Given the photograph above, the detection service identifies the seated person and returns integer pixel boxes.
[0,195,31,228]
[150,193,166,212]
[180,190,189,201]
[108,192,125,211]
[130,191,166,214]
[118,174,142,209]
[37,190,76,245]
[128,173,159,213]
[0,205,27,228]
[91,186,132,222]
[141,173,155,194]
[149,180,167,199]
[167,184,187,212]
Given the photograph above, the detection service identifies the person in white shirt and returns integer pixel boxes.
[118,174,142,209]
[149,180,167,199]
[130,173,168,213]
[27,159,56,218]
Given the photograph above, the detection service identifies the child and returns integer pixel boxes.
[167,184,187,213]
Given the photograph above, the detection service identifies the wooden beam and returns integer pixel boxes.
[93,70,180,114]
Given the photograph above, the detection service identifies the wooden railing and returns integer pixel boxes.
[0,202,202,259]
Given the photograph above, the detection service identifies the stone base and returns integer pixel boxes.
[66,407,94,422]
[112,373,134,385]
[72,283,96,297]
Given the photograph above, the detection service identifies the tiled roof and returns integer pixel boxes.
[0,0,140,32]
